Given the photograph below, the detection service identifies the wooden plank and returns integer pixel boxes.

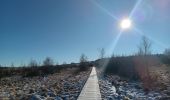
[78,67,102,100]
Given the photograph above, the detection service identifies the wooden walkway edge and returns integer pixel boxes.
[77,67,102,100]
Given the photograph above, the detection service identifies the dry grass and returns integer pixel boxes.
[134,56,170,91]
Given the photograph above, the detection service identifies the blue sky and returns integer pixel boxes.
[0,0,170,66]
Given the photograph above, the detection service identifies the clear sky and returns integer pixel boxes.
[0,0,170,66]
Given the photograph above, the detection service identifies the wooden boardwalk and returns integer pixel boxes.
[78,67,102,100]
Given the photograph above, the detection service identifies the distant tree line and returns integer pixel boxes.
[0,55,93,78]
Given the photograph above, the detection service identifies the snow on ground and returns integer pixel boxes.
[0,67,91,100]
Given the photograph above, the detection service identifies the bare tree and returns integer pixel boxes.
[98,48,105,59]
[163,48,170,65]
[63,62,67,65]
[101,48,105,59]
[43,57,54,66]
[164,48,170,56]
[29,59,38,67]
[11,63,15,67]
[136,36,155,90]
[138,36,152,55]
[80,53,88,63]
[79,53,88,70]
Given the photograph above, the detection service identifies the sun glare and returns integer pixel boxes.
[120,18,132,29]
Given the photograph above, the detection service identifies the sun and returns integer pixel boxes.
[120,18,132,29]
